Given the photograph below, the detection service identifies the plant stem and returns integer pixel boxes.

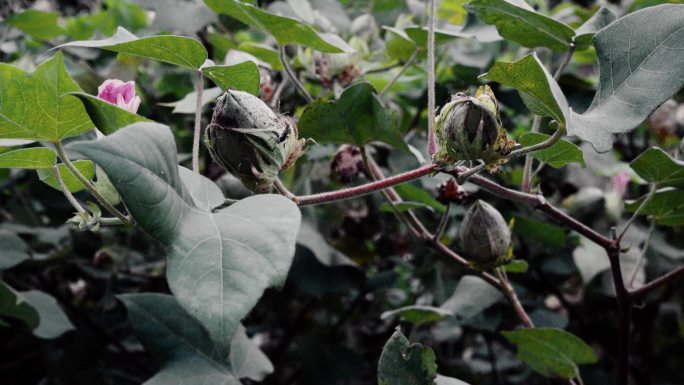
[274,178,297,201]
[433,203,451,242]
[629,263,684,298]
[553,42,576,81]
[270,76,289,109]
[628,219,655,288]
[450,166,614,249]
[618,183,656,243]
[530,161,546,181]
[456,162,486,184]
[296,164,438,206]
[426,0,437,157]
[98,217,125,226]
[495,267,535,328]
[360,147,420,238]
[359,151,505,292]
[278,44,313,103]
[606,244,632,385]
[509,126,566,158]
[192,71,204,173]
[379,49,419,97]
[296,123,567,206]
[364,61,403,74]
[54,142,132,225]
[358,152,507,294]
[427,241,500,288]
[51,166,86,214]
[362,148,431,238]
[522,116,543,192]
[518,125,564,192]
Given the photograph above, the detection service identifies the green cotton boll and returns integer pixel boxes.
[458,200,512,269]
[436,93,500,162]
[434,85,515,170]
[205,90,296,193]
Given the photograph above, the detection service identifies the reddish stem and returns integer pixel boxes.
[451,167,614,249]
[496,268,535,328]
[629,263,684,298]
[427,241,500,288]
[296,164,438,206]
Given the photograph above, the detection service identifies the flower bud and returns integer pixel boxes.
[458,200,511,269]
[97,79,141,113]
[434,85,514,168]
[205,90,306,193]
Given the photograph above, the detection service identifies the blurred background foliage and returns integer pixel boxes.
[1,0,684,384]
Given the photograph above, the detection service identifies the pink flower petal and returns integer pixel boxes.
[97,79,140,113]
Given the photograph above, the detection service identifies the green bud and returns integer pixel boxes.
[205,91,306,193]
[458,200,512,269]
[434,85,514,169]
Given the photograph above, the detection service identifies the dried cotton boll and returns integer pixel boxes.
[458,200,512,269]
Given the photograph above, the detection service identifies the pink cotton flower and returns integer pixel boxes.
[97,79,141,113]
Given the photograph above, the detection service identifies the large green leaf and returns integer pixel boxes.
[629,147,684,188]
[466,0,575,51]
[204,0,346,53]
[299,82,409,151]
[0,52,93,141]
[69,92,151,136]
[502,328,597,379]
[59,27,208,69]
[519,132,585,168]
[0,148,56,169]
[625,188,684,227]
[201,61,260,95]
[120,293,239,385]
[0,282,74,339]
[480,53,569,126]
[377,328,437,385]
[74,123,301,355]
[567,4,684,152]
